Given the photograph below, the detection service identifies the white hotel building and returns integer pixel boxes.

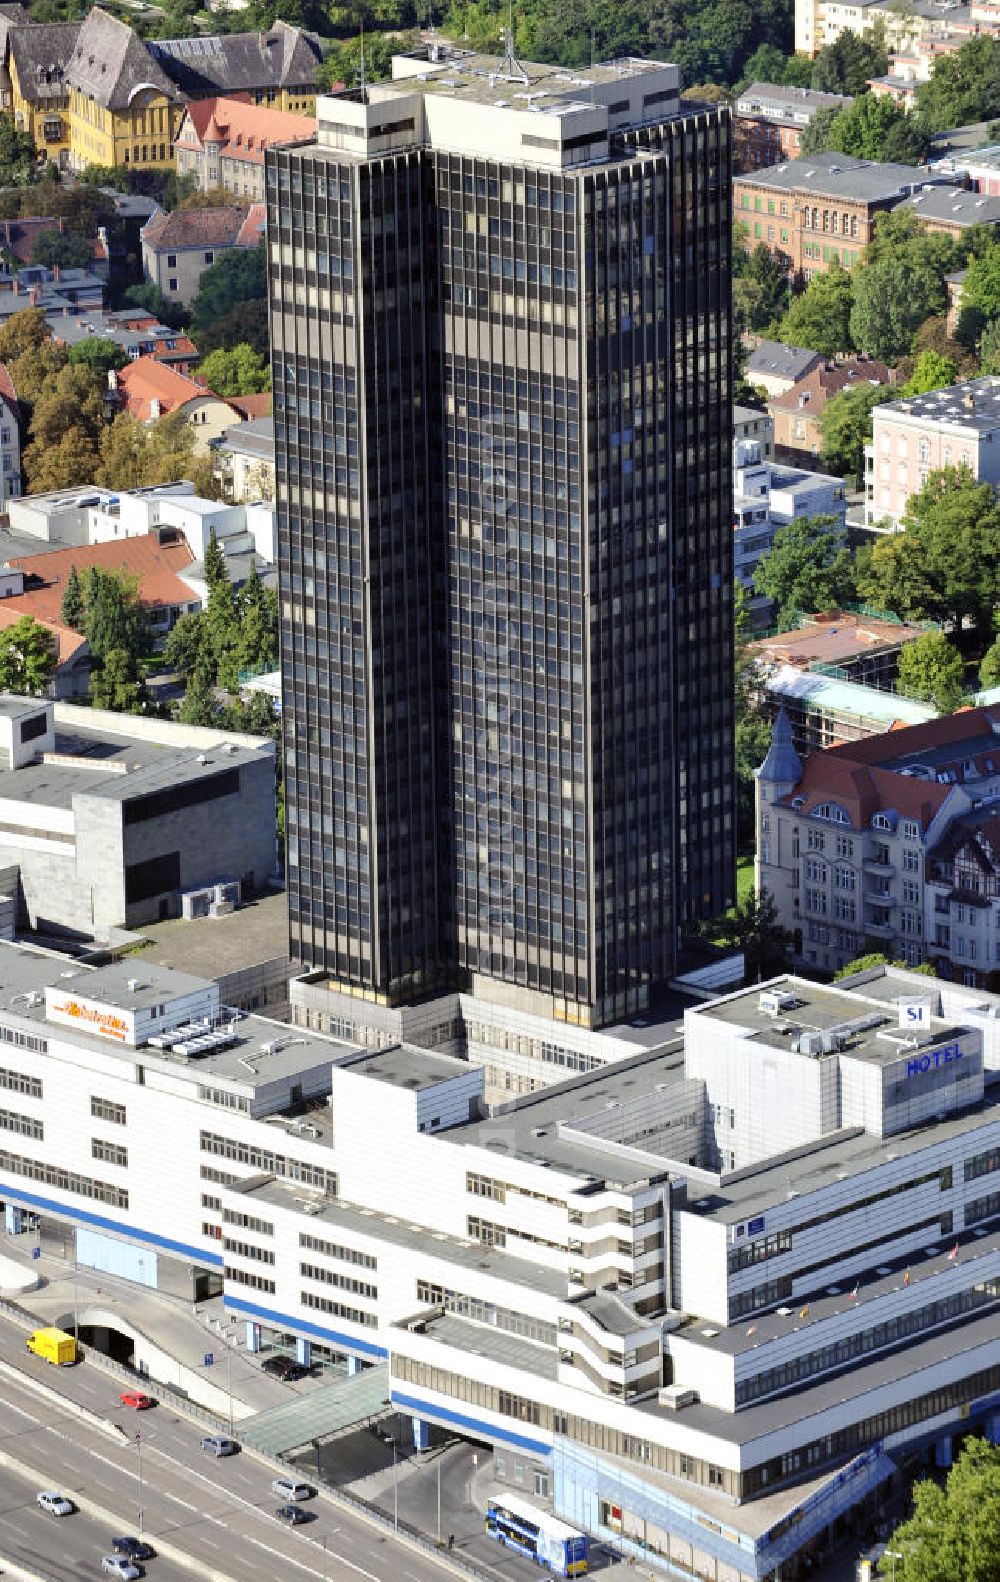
[2,944,1000,1580]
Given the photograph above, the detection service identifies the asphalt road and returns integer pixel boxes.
[0,1315,465,1582]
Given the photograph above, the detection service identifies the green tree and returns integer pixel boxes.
[980,633,1000,690]
[835,951,934,978]
[318,31,400,90]
[121,282,190,332]
[896,629,966,712]
[96,413,150,491]
[898,348,956,397]
[811,28,887,94]
[203,529,229,594]
[880,1439,1000,1582]
[29,228,92,269]
[178,665,222,727]
[191,243,266,333]
[819,380,893,488]
[89,647,149,714]
[195,343,270,397]
[163,611,207,678]
[850,211,957,361]
[777,264,854,357]
[807,93,928,164]
[0,307,48,364]
[914,35,1000,132]
[753,515,854,627]
[718,887,794,986]
[0,114,40,186]
[734,42,788,88]
[68,337,128,379]
[193,298,269,360]
[733,240,790,335]
[956,243,1000,347]
[236,563,278,676]
[0,616,58,695]
[81,568,150,664]
[60,565,84,631]
[24,427,99,491]
[22,363,105,491]
[982,319,1000,375]
[858,467,1000,641]
[799,103,841,156]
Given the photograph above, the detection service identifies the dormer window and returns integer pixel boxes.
[872,813,892,831]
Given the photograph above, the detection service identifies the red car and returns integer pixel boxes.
[119,1391,155,1410]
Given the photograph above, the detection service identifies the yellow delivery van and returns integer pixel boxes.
[25,1327,77,1365]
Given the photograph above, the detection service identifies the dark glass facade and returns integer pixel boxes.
[267,92,733,1028]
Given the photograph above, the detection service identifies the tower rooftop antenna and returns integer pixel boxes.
[497,0,529,84]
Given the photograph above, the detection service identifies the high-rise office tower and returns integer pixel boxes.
[267,45,734,1030]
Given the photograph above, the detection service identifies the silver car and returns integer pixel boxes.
[36,1491,74,1517]
[200,1434,239,1457]
[101,1558,142,1581]
[271,1478,314,1502]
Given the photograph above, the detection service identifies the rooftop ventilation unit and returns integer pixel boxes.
[658,1385,699,1410]
[759,990,798,1016]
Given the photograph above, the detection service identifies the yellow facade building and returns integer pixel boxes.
[3,7,323,174]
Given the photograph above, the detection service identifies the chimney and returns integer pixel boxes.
[52,263,60,283]
[964,390,975,411]
[107,368,118,392]
[11,277,18,295]
[149,397,161,420]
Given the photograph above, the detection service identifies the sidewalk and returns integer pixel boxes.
[0,1234,289,1415]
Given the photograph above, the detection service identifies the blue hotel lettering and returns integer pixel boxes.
[906,1042,962,1079]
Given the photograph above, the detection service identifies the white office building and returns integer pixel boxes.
[1,945,999,1580]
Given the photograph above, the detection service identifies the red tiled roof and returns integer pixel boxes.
[176,95,315,166]
[0,602,85,668]
[0,360,17,408]
[117,356,229,422]
[2,535,197,627]
[140,206,248,252]
[226,392,272,420]
[769,357,896,415]
[236,203,266,247]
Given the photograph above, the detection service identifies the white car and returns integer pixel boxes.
[101,1557,142,1580]
[271,1477,314,1502]
[36,1491,74,1517]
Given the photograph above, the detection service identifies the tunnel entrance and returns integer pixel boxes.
[72,1322,135,1366]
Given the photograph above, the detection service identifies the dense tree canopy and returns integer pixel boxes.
[858,467,1000,641]
[717,888,794,986]
[191,243,266,333]
[896,630,966,712]
[0,616,58,696]
[777,265,854,358]
[68,337,129,378]
[196,344,270,397]
[914,35,1000,132]
[819,381,893,488]
[29,228,92,270]
[850,210,957,361]
[800,92,928,164]
[733,238,790,336]
[879,1439,1000,1582]
[753,515,854,628]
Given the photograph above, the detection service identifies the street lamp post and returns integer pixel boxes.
[227,1345,233,1437]
[886,1551,903,1582]
[135,1430,144,1534]
[392,1440,398,1532]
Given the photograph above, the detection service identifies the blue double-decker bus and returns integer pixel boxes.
[486,1494,588,1576]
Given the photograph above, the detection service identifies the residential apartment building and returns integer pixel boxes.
[734,439,847,617]
[141,204,264,307]
[174,96,314,201]
[734,403,774,459]
[0,695,275,934]
[733,81,853,172]
[752,610,932,688]
[756,702,1000,984]
[734,152,955,279]
[3,941,1000,1577]
[49,307,199,374]
[213,414,275,504]
[770,355,894,464]
[865,376,1000,527]
[0,360,21,504]
[763,661,936,753]
[113,357,237,447]
[1,8,323,174]
[795,0,1000,58]
[148,21,322,115]
[268,46,735,1030]
[746,339,824,398]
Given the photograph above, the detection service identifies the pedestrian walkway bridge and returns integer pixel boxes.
[237,1362,391,1455]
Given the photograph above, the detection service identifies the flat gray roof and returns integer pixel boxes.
[736,152,951,203]
[0,940,354,1094]
[134,888,288,978]
[638,1307,1000,1448]
[239,1174,567,1298]
[877,375,1000,433]
[379,48,674,111]
[448,1045,689,1188]
[696,976,965,1068]
[407,1312,558,1380]
[0,722,263,813]
[347,1044,474,1092]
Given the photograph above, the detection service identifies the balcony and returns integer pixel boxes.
[863,856,893,876]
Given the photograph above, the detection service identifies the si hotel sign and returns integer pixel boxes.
[905,1041,962,1080]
